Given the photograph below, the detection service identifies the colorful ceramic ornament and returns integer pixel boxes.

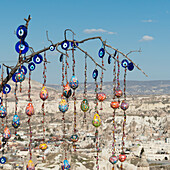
[59,99,68,113]
[108,55,111,64]
[92,69,98,79]
[15,41,29,54]
[0,105,7,118]
[33,54,43,64]
[69,76,79,89]
[97,92,106,102]
[109,155,118,164]
[25,103,34,116]
[16,71,25,82]
[3,84,11,94]
[12,115,20,129]
[19,65,27,75]
[92,113,101,127]
[49,45,55,51]
[12,72,17,82]
[61,40,69,50]
[40,86,48,101]
[98,48,105,58]
[110,101,119,109]
[16,25,27,39]
[115,89,123,98]
[63,83,72,98]
[80,99,89,112]
[3,127,11,139]
[121,59,129,68]
[26,160,35,170]
[128,62,134,71]
[119,154,126,162]
[70,134,79,142]
[63,159,70,169]
[39,143,48,151]
[28,62,36,71]
[0,156,6,164]
[121,101,129,110]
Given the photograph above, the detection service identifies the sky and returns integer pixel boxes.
[0,0,170,84]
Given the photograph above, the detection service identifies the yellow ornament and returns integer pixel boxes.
[39,143,48,151]
[92,113,101,127]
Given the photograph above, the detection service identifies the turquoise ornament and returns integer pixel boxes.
[59,99,68,113]
[69,76,79,89]
[0,105,7,118]
[12,115,20,129]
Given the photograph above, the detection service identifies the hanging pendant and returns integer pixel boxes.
[98,48,105,58]
[12,115,20,129]
[97,92,106,102]
[70,134,79,142]
[26,160,35,170]
[25,103,34,116]
[16,25,27,40]
[63,159,71,169]
[40,86,48,101]
[69,76,79,89]
[16,71,25,82]
[110,101,119,109]
[59,99,68,113]
[0,156,6,164]
[121,59,129,68]
[119,154,126,162]
[109,155,118,164]
[80,99,89,112]
[63,83,72,98]
[115,89,123,98]
[128,62,134,71]
[39,143,48,151]
[0,105,7,118]
[3,84,11,94]
[121,101,129,110]
[3,126,11,139]
[92,113,101,127]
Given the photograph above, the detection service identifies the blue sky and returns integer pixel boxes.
[0,0,170,84]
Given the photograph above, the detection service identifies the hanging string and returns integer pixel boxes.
[117,54,121,103]
[99,58,104,111]
[14,82,18,135]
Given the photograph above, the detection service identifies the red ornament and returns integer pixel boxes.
[97,92,106,101]
[25,103,34,116]
[119,154,126,162]
[110,101,119,109]
[115,89,123,98]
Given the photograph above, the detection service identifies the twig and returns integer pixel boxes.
[24,15,32,29]
[126,48,142,56]
[46,31,53,45]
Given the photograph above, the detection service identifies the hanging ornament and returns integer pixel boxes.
[97,92,106,102]
[80,99,89,112]
[60,54,64,62]
[70,134,79,142]
[33,54,43,64]
[128,62,134,71]
[109,155,118,164]
[61,40,69,50]
[18,65,27,75]
[92,113,101,127]
[3,127,11,139]
[40,86,48,101]
[15,71,25,82]
[92,69,98,79]
[115,88,123,98]
[121,59,129,68]
[0,156,6,164]
[69,76,79,89]
[15,41,29,54]
[110,101,119,109]
[121,100,129,110]
[12,72,17,82]
[39,143,48,151]
[0,105,7,118]
[28,62,36,71]
[108,55,112,64]
[119,154,126,162]
[25,103,34,116]
[63,159,70,169]
[26,160,35,170]
[16,25,27,39]
[49,45,55,51]
[98,48,105,58]
[3,84,11,94]
[59,99,68,113]
[71,39,79,48]
[12,115,20,129]
[63,83,72,98]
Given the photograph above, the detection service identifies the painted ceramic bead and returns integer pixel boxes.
[80,99,89,112]
[92,113,101,127]
[115,89,123,98]
[3,127,11,139]
[109,155,118,164]
[69,76,79,89]
[63,159,70,169]
[0,156,6,164]
[59,99,68,113]
[40,86,48,101]
[0,105,7,118]
[16,71,25,82]
[121,101,129,110]
[25,103,34,116]
[12,115,20,129]
[110,101,119,109]
[26,160,35,170]
[119,154,126,162]
[97,92,106,102]
[63,83,72,98]
[70,134,79,142]
[39,143,48,151]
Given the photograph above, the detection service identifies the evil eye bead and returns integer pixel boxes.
[128,62,134,71]
[92,69,98,79]
[12,73,17,82]
[16,25,27,39]
[28,62,36,71]
[114,50,117,57]
[59,54,63,62]
[108,55,111,64]
[98,48,105,58]
[33,54,43,64]
[49,45,55,51]
[0,97,2,105]
[0,156,6,164]
[71,39,79,48]
[18,65,27,75]
[121,59,129,68]
[61,40,69,50]
[3,84,11,94]
[15,41,29,54]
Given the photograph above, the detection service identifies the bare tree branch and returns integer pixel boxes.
[24,15,32,29]
[126,48,142,56]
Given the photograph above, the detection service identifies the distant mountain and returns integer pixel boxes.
[47,80,170,95]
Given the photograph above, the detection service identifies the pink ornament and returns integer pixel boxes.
[3,126,11,139]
